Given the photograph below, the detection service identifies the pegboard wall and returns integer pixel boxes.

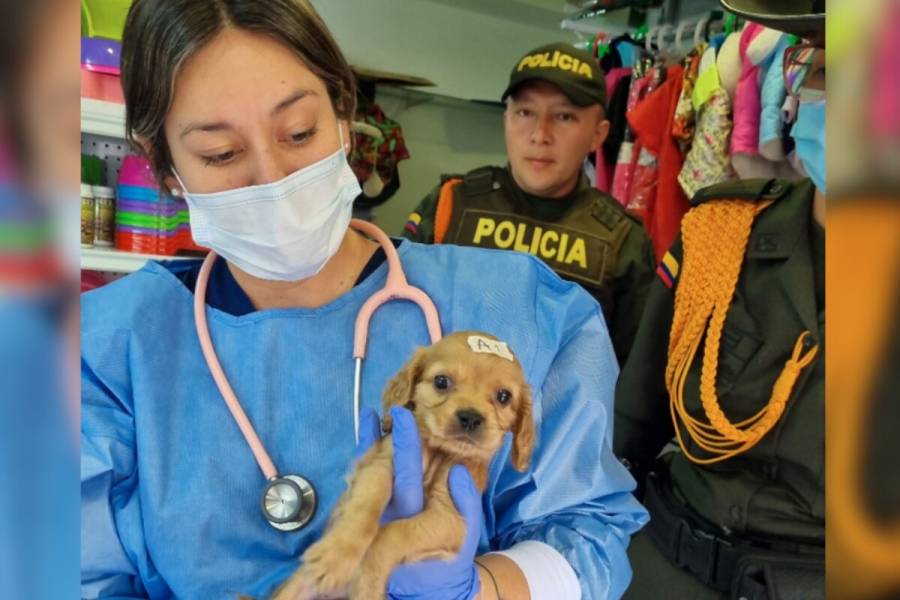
[81,132,135,187]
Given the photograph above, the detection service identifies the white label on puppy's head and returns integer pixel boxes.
[467,335,514,362]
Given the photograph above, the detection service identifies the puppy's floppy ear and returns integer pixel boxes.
[381,347,426,433]
[511,385,535,472]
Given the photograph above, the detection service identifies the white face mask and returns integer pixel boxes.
[174,128,360,281]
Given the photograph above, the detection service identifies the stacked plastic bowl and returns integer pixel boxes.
[81,37,124,103]
[116,156,201,255]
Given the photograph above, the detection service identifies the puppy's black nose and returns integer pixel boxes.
[456,409,484,432]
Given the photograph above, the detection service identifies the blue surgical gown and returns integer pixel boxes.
[81,240,648,599]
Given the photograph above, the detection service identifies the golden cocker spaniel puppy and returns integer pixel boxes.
[272,331,535,600]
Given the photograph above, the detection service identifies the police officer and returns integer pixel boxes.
[402,43,655,365]
[615,2,826,599]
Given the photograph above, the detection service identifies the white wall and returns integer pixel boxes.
[368,87,508,235]
[310,0,569,102]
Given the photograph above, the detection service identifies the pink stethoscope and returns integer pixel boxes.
[193,219,442,531]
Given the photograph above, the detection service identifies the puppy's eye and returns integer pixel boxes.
[496,389,513,405]
[433,375,452,391]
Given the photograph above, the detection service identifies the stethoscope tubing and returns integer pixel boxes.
[194,219,442,482]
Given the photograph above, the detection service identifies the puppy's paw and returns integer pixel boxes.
[348,571,387,600]
[269,569,316,600]
[296,536,364,596]
[348,554,393,600]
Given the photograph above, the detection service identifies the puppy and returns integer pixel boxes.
[272,331,534,600]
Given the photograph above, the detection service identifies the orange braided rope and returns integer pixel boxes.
[665,199,819,464]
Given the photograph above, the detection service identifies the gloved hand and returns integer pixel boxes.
[357,407,482,600]
[356,406,424,523]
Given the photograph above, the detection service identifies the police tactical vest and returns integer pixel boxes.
[435,167,632,294]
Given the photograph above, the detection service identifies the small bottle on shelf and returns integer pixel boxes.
[92,185,116,247]
[81,184,95,248]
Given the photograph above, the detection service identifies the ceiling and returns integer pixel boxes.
[418,0,583,27]
[419,0,723,28]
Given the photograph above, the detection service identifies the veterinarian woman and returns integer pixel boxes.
[80,1,647,598]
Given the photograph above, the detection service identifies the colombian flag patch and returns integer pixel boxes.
[404,212,422,235]
[656,251,679,288]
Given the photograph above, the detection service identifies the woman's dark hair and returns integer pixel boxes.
[121,0,357,185]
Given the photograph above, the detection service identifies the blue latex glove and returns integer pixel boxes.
[357,407,482,600]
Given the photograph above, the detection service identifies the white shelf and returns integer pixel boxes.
[81,247,195,273]
[81,98,126,138]
[81,101,198,274]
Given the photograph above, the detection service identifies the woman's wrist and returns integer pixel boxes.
[475,559,500,600]
[474,552,531,599]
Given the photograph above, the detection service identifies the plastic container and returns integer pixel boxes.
[82,37,121,74]
[92,185,116,247]
[81,154,105,186]
[81,184,95,248]
[81,34,124,103]
[115,155,206,256]
[81,270,109,292]
[81,0,133,41]
[81,69,124,103]
[116,156,160,253]
[117,154,156,187]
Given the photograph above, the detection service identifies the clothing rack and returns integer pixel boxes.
[561,0,667,37]
[561,17,631,37]
[642,13,726,53]
[566,0,663,22]
[562,10,726,58]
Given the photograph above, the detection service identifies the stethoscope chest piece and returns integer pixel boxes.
[261,475,317,532]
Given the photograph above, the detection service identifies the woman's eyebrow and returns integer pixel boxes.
[271,88,318,116]
[180,120,231,139]
[179,89,318,139]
